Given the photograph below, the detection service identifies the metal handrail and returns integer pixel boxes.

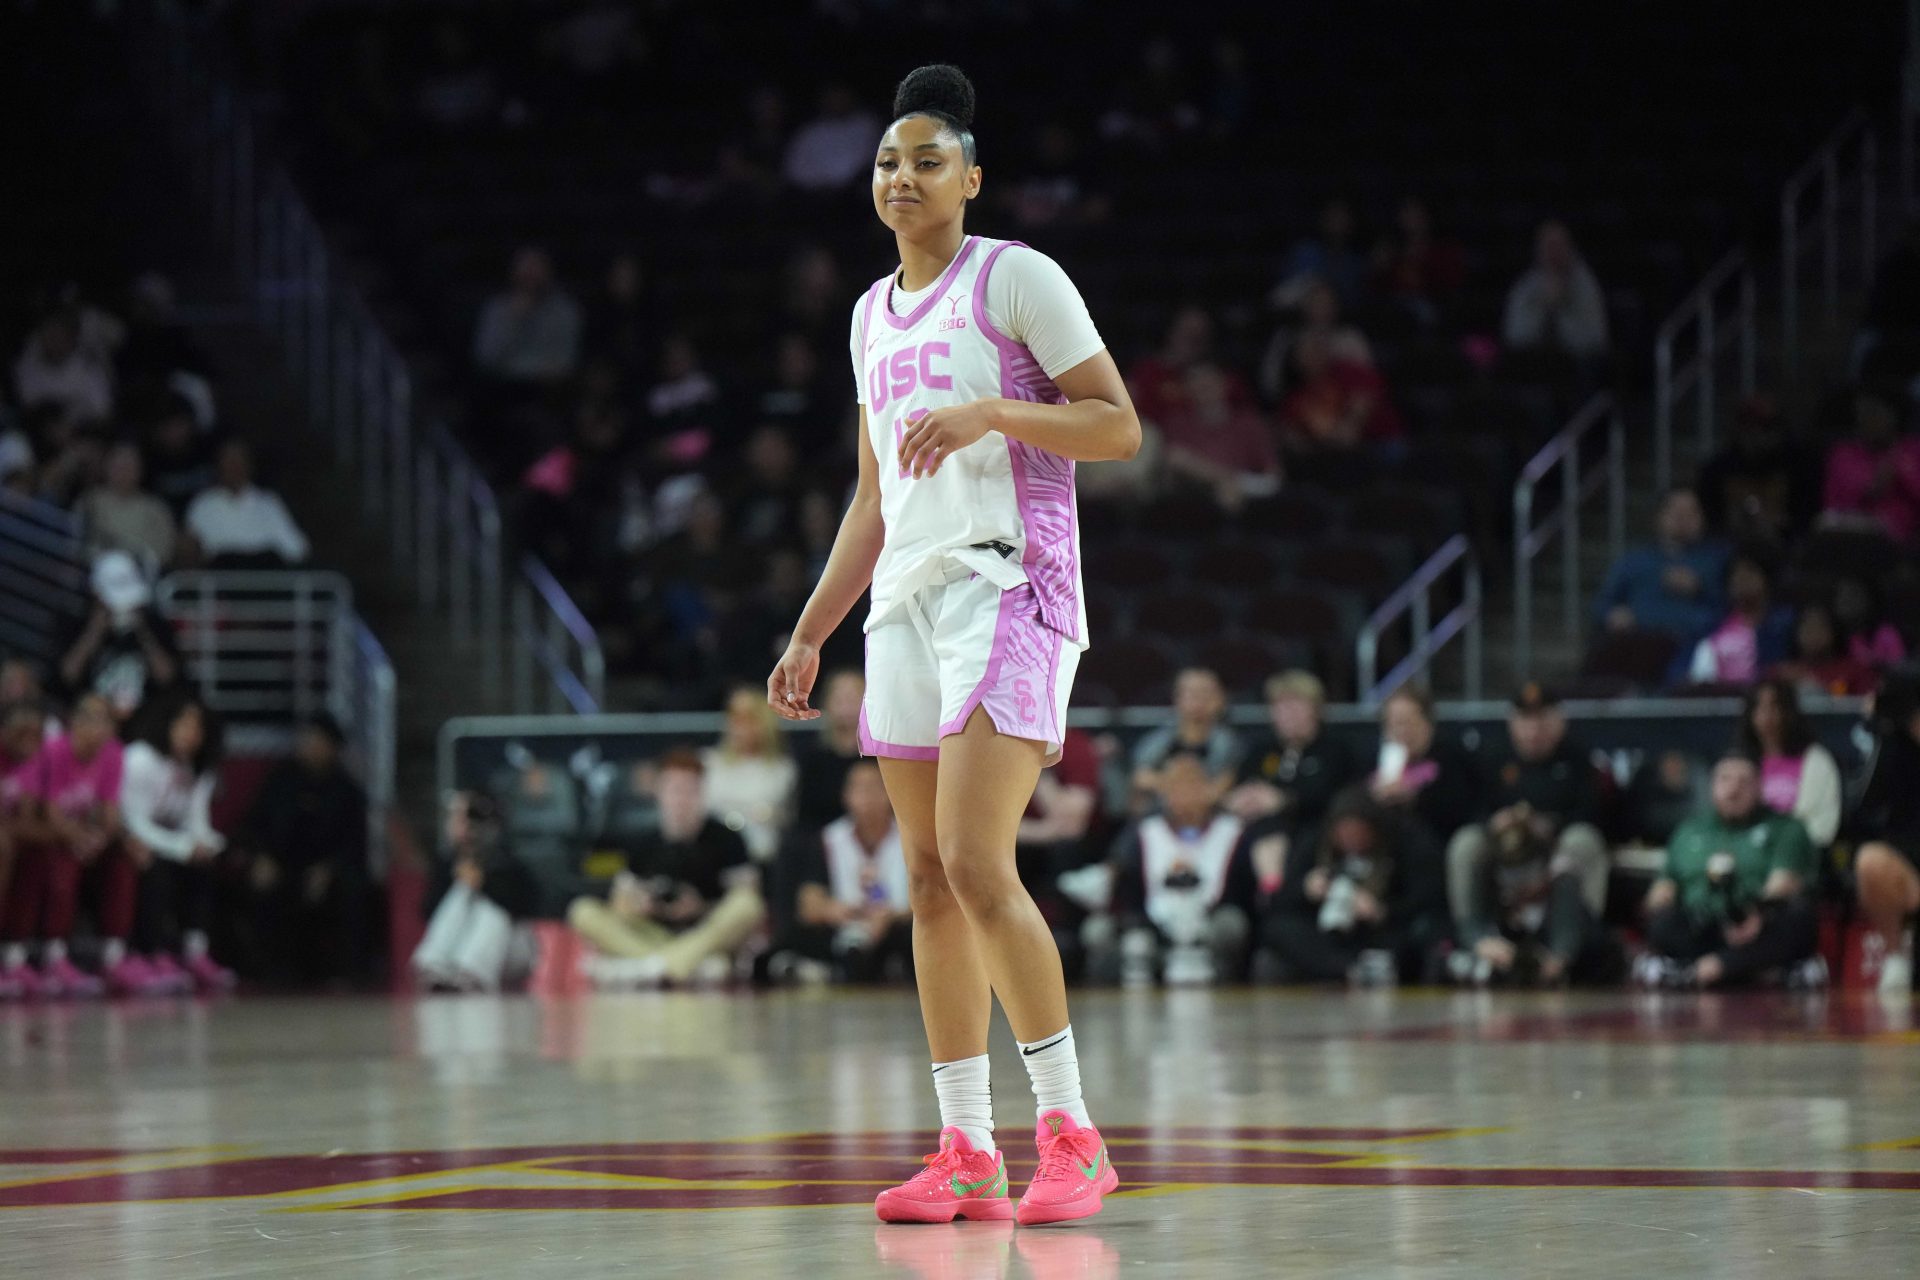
[0,492,91,664]
[1354,534,1482,706]
[512,555,606,715]
[1652,249,1756,493]
[1513,394,1626,680]
[1780,109,1879,387]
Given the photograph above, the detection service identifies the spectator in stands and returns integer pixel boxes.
[1622,748,1707,848]
[1158,362,1282,511]
[1228,670,1359,831]
[240,715,371,987]
[704,685,797,862]
[1101,752,1253,986]
[1695,393,1821,548]
[567,749,765,986]
[1003,121,1112,232]
[1130,667,1242,802]
[185,439,310,567]
[0,700,50,997]
[646,334,724,441]
[121,696,236,993]
[1637,746,1819,989]
[1128,306,1245,428]
[1019,724,1106,885]
[0,660,43,708]
[1771,602,1881,696]
[78,443,178,571]
[1257,277,1374,404]
[58,551,181,723]
[27,405,106,510]
[1735,678,1841,851]
[775,246,844,348]
[141,398,217,516]
[1445,685,1614,986]
[584,249,657,389]
[1501,219,1611,364]
[521,396,631,580]
[1277,330,1404,455]
[1832,574,1909,672]
[782,83,879,190]
[1850,664,1920,992]
[1678,549,1793,687]
[413,789,540,992]
[21,694,131,997]
[1263,788,1445,986]
[13,306,113,424]
[794,669,864,829]
[753,334,837,451]
[114,271,209,428]
[1372,197,1466,327]
[1821,385,1920,545]
[473,246,583,387]
[1368,685,1481,847]
[1592,487,1728,642]
[1271,197,1368,311]
[726,424,807,548]
[765,761,910,983]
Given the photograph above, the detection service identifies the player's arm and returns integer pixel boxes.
[769,411,885,721]
[898,350,1140,476]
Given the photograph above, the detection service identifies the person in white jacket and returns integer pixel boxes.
[120,697,235,992]
[1738,678,1842,849]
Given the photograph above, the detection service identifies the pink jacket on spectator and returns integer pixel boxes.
[1822,438,1920,543]
[36,733,124,822]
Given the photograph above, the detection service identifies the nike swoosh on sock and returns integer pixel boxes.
[1022,1034,1068,1057]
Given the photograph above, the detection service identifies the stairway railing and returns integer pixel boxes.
[1652,250,1757,493]
[1512,393,1626,681]
[1353,535,1481,706]
[1780,109,1880,389]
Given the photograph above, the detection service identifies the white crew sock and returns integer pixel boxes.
[931,1054,995,1154]
[183,930,209,961]
[101,938,126,968]
[44,939,66,965]
[1017,1025,1091,1127]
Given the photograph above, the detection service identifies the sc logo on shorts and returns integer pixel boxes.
[1013,677,1038,724]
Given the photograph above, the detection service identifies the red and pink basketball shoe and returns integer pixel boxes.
[1015,1111,1118,1226]
[875,1127,1014,1224]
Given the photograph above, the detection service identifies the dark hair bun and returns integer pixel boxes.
[893,64,975,129]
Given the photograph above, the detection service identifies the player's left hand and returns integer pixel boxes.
[898,400,998,478]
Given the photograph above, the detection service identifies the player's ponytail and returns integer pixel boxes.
[892,64,977,164]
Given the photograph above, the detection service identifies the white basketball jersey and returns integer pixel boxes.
[855,236,1087,648]
[820,817,909,911]
[1138,813,1244,937]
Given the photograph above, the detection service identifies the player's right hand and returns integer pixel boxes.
[768,640,822,721]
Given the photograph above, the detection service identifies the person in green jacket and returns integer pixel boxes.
[1636,746,1820,989]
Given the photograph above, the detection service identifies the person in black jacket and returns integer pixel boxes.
[412,789,542,992]
[1367,686,1480,846]
[1228,670,1360,831]
[1851,665,1920,993]
[240,714,374,985]
[1263,787,1447,985]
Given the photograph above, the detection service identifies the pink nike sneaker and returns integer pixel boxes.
[40,955,105,999]
[0,962,46,1001]
[104,955,171,997]
[184,952,237,993]
[875,1127,1014,1224]
[1016,1111,1118,1226]
[144,954,195,995]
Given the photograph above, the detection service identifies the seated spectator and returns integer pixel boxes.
[1679,550,1793,686]
[0,700,51,997]
[184,440,310,567]
[1501,219,1611,364]
[1849,664,1920,992]
[794,670,865,829]
[584,249,657,388]
[1158,362,1282,510]
[1371,196,1466,328]
[141,398,216,516]
[120,696,236,993]
[1770,602,1882,696]
[753,333,837,451]
[1128,306,1246,427]
[1130,667,1242,803]
[0,659,44,707]
[1832,573,1909,671]
[1257,277,1373,404]
[704,685,797,862]
[520,397,632,579]
[472,246,583,387]
[567,749,766,986]
[412,790,541,992]
[1621,749,1707,848]
[764,761,911,984]
[1263,788,1446,986]
[1228,670,1360,830]
[1003,122,1112,232]
[8,695,127,997]
[781,83,878,191]
[646,334,724,441]
[1637,747,1819,989]
[1277,330,1404,454]
[725,424,807,549]
[1695,394,1821,547]
[78,443,178,571]
[13,306,113,424]
[1592,487,1728,642]
[57,552,181,722]
[1820,385,1920,545]
[1736,679,1841,850]
[1270,197,1368,311]
[1445,685,1617,986]
[1368,686,1481,849]
[1101,753,1253,986]
[239,715,372,987]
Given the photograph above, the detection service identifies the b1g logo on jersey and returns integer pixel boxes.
[867,340,951,413]
[937,294,969,333]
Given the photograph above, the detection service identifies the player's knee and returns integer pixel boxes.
[938,851,1020,921]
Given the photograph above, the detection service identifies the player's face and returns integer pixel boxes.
[873,115,980,238]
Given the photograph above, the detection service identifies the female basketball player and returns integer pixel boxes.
[769,65,1140,1226]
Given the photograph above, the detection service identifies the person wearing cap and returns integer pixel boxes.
[1636,747,1819,989]
[56,552,182,723]
[1228,670,1360,832]
[1444,684,1616,985]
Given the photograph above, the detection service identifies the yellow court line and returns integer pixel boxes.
[0,1146,248,1195]
[1854,1134,1920,1152]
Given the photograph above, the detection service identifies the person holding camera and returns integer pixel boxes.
[1849,664,1920,993]
[1445,684,1617,985]
[411,789,541,992]
[1263,787,1447,986]
[764,760,913,984]
[1636,746,1819,989]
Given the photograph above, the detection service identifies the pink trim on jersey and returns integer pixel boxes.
[971,241,1083,643]
[857,703,940,762]
[880,236,980,330]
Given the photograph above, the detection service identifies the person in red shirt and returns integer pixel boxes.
[1279,330,1404,453]
[1769,603,1881,697]
[1372,196,1466,326]
[1159,363,1282,511]
[1126,305,1250,427]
